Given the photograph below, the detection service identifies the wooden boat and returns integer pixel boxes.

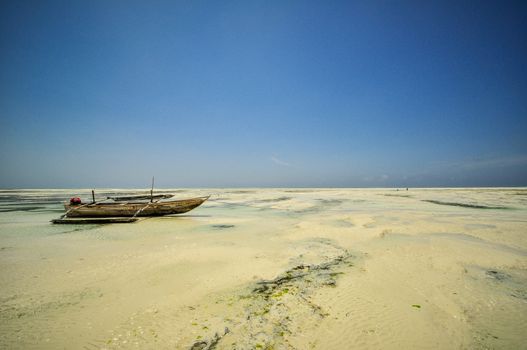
[52,177,208,224]
[63,196,210,218]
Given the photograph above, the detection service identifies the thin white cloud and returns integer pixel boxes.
[270,156,291,167]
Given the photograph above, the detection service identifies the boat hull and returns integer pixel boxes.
[64,197,208,217]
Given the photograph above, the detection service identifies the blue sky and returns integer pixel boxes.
[1,1,526,188]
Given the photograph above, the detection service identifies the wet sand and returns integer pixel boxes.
[1,188,526,349]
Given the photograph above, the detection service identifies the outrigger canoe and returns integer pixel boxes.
[65,196,209,217]
[51,195,210,224]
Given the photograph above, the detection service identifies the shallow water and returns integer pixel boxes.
[0,188,526,349]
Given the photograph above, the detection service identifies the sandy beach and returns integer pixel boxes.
[1,188,526,349]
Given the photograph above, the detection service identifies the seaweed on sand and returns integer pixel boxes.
[189,328,230,350]
[189,252,355,350]
[254,197,292,203]
[383,194,412,198]
[294,198,344,214]
[422,200,510,210]
[284,189,315,193]
[211,224,235,229]
[227,190,256,194]
[253,254,351,295]
[485,270,510,281]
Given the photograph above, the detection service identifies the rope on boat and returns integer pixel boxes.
[130,195,210,219]
[131,199,160,218]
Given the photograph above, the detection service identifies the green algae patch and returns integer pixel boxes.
[422,200,510,209]
[271,288,290,299]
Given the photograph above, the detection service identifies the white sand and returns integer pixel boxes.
[0,188,526,349]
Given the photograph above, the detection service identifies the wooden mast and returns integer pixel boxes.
[150,177,154,203]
